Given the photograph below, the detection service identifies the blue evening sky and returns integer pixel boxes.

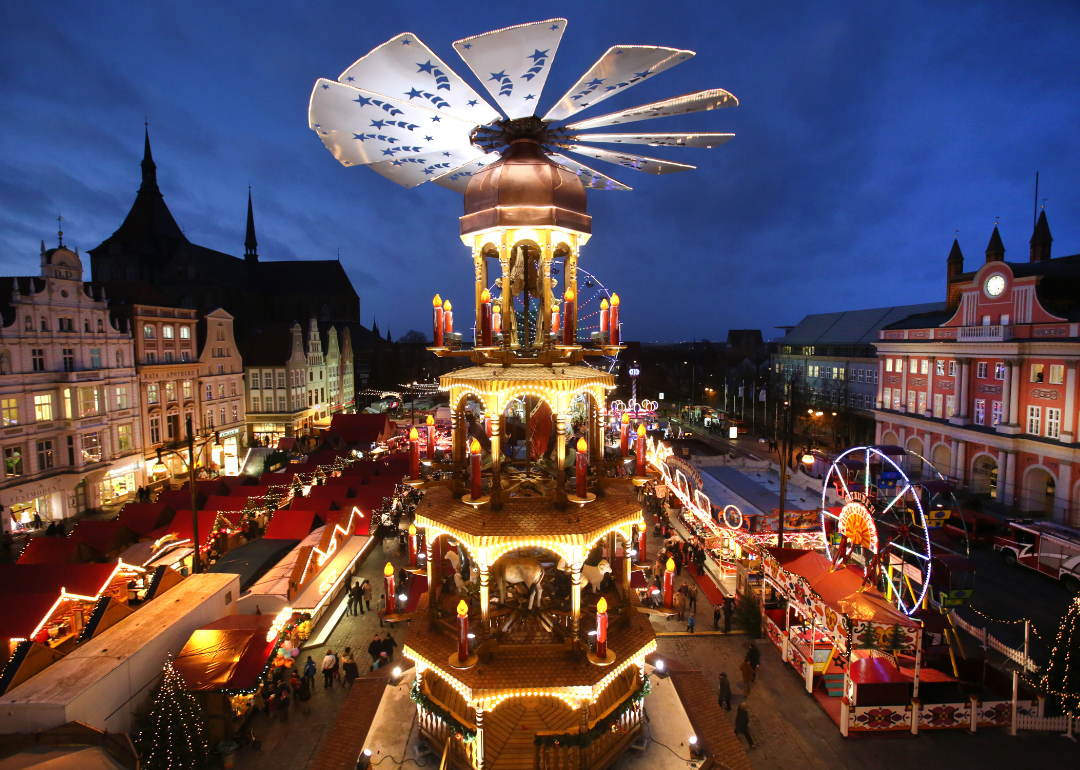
[1,1,1078,342]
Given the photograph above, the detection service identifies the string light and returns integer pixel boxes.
[136,655,210,769]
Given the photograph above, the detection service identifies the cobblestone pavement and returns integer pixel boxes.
[233,538,411,770]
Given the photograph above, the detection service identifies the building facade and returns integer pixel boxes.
[0,242,142,532]
[243,323,312,445]
[875,212,1080,525]
[197,309,246,475]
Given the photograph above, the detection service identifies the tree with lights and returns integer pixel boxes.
[1045,597,1080,713]
[137,655,209,770]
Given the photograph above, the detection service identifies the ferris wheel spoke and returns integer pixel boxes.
[879,485,910,516]
[884,540,928,562]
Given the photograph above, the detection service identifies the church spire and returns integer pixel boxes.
[140,125,158,192]
[985,225,1005,263]
[1029,208,1052,262]
[245,187,258,263]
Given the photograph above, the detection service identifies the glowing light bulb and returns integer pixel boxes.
[597,597,608,613]
[433,294,442,308]
[470,438,482,454]
[577,438,587,453]
[481,288,491,303]
[409,427,419,441]
[457,600,469,617]
[384,562,394,577]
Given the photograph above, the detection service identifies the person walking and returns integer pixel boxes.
[713,604,722,631]
[723,595,734,634]
[303,656,317,690]
[344,581,357,616]
[686,614,695,634]
[277,682,291,722]
[718,672,732,711]
[266,691,278,721]
[362,580,373,612]
[382,632,398,663]
[352,580,365,615]
[687,581,698,613]
[321,650,336,689]
[342,648,360,690]
[298,672,312,714]
[734,703,756,748]
[740,657,754,697]
[367,635,383,669]
[745,642,760,682]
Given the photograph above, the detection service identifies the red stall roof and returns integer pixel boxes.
[157,489,206,511]
[219,475,256,491]
[0,593,67,641]
[149,511,226,548]
[340,460,377,478]
[117,503,176,537]
[307,485,355,500]
[204,495,248,511]
[288,498,335,515]
[180,479,231,497]
[16,537,95,565]
[264,510,318,541]
[174,614,279,692]
[0,564,123,598]
[69,520,131,555]
[329,413,394,445]
[377,452,408,480]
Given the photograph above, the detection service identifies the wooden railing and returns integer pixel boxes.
[417,705,476,769]
[533,706,641,770]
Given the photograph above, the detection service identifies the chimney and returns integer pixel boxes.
[946,238,964,312]
[1029,208,1052,262]
[985,226,1005,263]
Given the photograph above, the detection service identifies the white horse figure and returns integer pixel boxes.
[446,549,462,574]
[555,559,612,593]
[492,557,545,609]
[454,564,480,595]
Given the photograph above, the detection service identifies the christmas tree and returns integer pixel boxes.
[137,655,210,770]
[1045,597,1080,713]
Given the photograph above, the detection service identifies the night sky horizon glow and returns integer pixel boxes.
[1,1,1078,343]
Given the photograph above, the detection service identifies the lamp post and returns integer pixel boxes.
[152,415,220,575]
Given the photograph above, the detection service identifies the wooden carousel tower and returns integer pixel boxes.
[402,135,656,770]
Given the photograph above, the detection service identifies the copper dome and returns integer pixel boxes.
[460,139,590,238]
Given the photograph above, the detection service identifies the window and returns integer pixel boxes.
[164,351,173,362]
[896,359,904,373]
[263,372,273,388]
[143,324,155,339]
[81,433,102,463]
[946,395,956,417]
[219,407,226,426]
[321,388,325,402]
[995,363,1006,380]
[981,315,991,326]
[218,383,225,399]
[5,446,23,476]
[149,416,160,444]
[31,349,44,371]
[179,351,189,363]
[205,410,213,428]
[907,390,917,412]
[84,319,90,333]
[117,424,132,451]
[892,390,901,410]
[180,326,190,340]
[63,388,72,419]
[40,317,48,332]
[24,316,31,331]
[37,440,54,470]
[1050,365,1065,385]
[165,382,176,402]
[217,365,223,374]
[918,392,926,414]
[855,369,863,383]
[230,382,237,396]
[87,348,101,369]
[34,395,52,422]
[309,371,314,382]
[59,317,73,332]
[167,410,178,440]
[231,404,238,423]
[920,359,928,375]
[1047,408,1062,439]
[252,396,260,412]
[163,325,174,339]
[148,384,159,404]
[277,373,285,388]
[933,393,943,419]
[97,319,104,332]
[1,399,18,426]
[309,391,314,407]
[977,362,988,379]
[115,386,129,410]
[1027,405,1042,435]
[974,398,985,425]
[883,387,891,408]
[992,401,1003,426]
[948,360,956,377]
[1000,314,1010,325]
[936,360,945,376]
[183,380,193,399]
[885,359,893,373]
[205,384,213,400]
[62,349,75,372]
[216,325,225,341]
[146,351,156,364]
[116,349,123,367]
[872,369,878,385]
[1031,364,1045,383]
[278,396,286,411]
[78,386,99,417]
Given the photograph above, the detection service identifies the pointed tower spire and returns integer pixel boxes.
[372,316,380,337]
[386,327,392,342]
[1029,208,1052,262]
[946,235,964,312]
[140,125,158,192]
[244,187,258,263]
[985,225,1005,263]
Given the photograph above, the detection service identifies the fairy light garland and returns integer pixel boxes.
[137,655,210,770]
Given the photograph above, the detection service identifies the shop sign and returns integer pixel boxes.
[5,478,64,505]
[105,463,139,477]
[219,428,241,438]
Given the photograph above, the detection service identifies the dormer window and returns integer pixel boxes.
[143,324,155,339]
[163,325,174,340]
[180,326,191,340]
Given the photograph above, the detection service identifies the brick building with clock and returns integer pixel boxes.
[875,210,1080,525]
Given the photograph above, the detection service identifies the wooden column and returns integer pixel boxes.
[451,407,465,496]
[490,408,502,507]
[427,537,436,623]
[556,413,567,505]
[475,705,485,770]
[500,233,513,350]
[571,562,582,638]
[606,531,617,567]
[480,565,490,623]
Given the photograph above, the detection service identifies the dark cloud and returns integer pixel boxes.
[0,0,1078,340]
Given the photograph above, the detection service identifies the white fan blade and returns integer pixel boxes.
[432,152,504,193]
[565,89,738,131]
[453,19,566,119]
[338,32,500,125]
[549,153,631,191]
[565,145,694,175]
[366,146,490,189]
[543,46,694,122]
[309,79,476,165]
[572,132,734,148]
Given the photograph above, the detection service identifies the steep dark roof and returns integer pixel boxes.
[239,323,300,366]
[883,310,955,330]
[986,226,1005,257]
[948,238,964,263]
[254,260,354,295]
[1031,209,1052,245]
[245,188,258,257]
[99,280,175,307]
[781,303,946,346]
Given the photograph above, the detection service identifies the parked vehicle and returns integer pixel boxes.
[993,520,1080,592]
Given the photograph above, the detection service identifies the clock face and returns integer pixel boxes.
[985,274,1006,297]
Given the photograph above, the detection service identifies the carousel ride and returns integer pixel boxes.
[308,18,737,770]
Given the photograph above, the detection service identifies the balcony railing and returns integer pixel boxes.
[958,325,1013,342]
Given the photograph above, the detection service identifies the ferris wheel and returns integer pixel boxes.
[485,266,619,373]
[820,446,934,616]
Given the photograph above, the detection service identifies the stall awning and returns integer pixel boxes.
[17,537,98,565]
[148,510,227,549]
[204,495,248,511]
[174,615,279,692]
[264,510,319,540]
[292,536,371,612]
[117,503,176,537]
[209,538,299,591]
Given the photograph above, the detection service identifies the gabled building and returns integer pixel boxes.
[242,323,311,446]
[197,309,246,475]
[875,210,1080,524]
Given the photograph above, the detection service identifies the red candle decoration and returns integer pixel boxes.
[638,525,647,565]
[480,288,492,346]
[599,298,609,333]
[384,562,395,614]
[409,427,420,480]
[426,415,436,459]
[663,557,675,607]
[620,413,630,457]
[635,424,646,477]
[595,596,609,657]
[408,523,418,567]
[457,600,470,662]
[551,304,560,335]
[470,438,482,499]
[444,300,453,335]
[610,293,620,345]
[433,536,444,578]
[563,288,576,346]
[493,303,502,334]
[575,437,588,498]
[433,294,444,347]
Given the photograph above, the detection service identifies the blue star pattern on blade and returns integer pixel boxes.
[467,100,478,106]
[488,70,514,97]
[570,77,607,106]
[403,87,450,110]
[416,60,452,92]
[522,50,548,82]
[352,95,404,117]
[401,37,411,45]
[527,49,549,62]
[417,60,435,74]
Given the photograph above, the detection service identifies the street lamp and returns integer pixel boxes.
[155,415,221,575]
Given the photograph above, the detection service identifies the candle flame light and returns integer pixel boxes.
[426,415,434,426]
[576,438,587,453]
[409,427,419,441]
[494,304,501,314]
[611,293,620,306]
[470,438,482,454]
[565,288,575,302]
[409,523,417,536]
[481,288,490,303]
[457,600,469,617]
[638,424,646,437]
[596,597,607,614]
[444,300,452,311]
[384,562,394,577]
[666,558,675,572]
[433,294,442,308]
[601,298,609,310]
[621,413,630,424]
